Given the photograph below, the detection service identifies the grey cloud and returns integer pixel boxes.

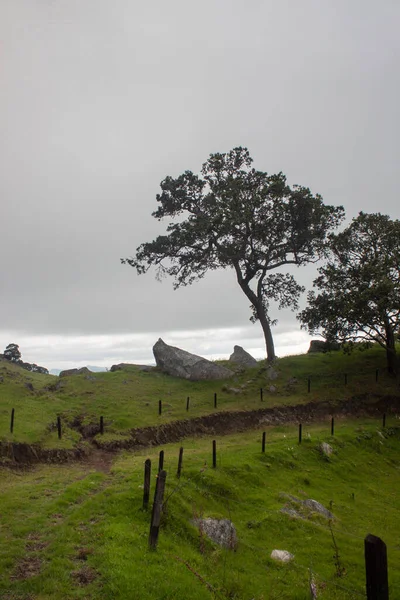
[1,0,399,366]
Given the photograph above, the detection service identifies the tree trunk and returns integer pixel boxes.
[256,302,276,362]
[384,320,397,375]
[233,262,276,361]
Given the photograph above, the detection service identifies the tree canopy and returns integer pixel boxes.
[122,147,344,361]
[298,212,400,373]
[3,343,21,362]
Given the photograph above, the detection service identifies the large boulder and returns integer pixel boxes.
[153,338,234,381]
[59,367,90,378]
[229,345,257,367]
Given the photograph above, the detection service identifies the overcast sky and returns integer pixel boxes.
[1,0,399,370]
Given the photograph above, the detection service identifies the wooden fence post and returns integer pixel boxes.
[158,450,164,472]
[364,534,388,599]
[143,459,151,509]
[149,470,167,550]
[186,397,190,411]
[307,377,311,393]
[57,416,62,440]
[214,392,217,409]
[375,369,379,383]
[100,415,104,435]
[382,413,386,428]
[331,417,334,436]
[262,431,266,453]
[260,387,263,402]
[159,400,162,415]
[177,447,183,478]
[212,440,217,468]
[298,423,302,444]
[10,408,15,434]
[344,373,348,385]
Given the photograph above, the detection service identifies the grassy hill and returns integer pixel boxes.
[0,345,399,450]
[1,346,400,598]
[1,419,400,599]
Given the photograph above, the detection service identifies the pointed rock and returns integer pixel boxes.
[229,345,257,368]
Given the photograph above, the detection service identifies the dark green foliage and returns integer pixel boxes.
[122,147,344,360]
[4,343,21,362]
[299,212,400,373]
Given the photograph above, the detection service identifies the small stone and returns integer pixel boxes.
[320,442,333,456]
[271,549,294,563]
[267,368,278,380]
[269,385,277,393]
[303,499,334,519]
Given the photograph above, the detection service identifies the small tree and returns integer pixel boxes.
[299,212,400,374]
[122,147,344,361]
[3,343,21,362]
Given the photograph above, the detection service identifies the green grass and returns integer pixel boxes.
[1,418,400,599]
[0,345,399,448]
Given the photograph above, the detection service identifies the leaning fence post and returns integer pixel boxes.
[149,470,167,550]
[212,440,217,468]
[262,431,266,453]
[364,534,388,600]
[100,415,104,435]
[177,447,183,478]
[214,392,217,409]
[298,423,302,444]
[10,408,15,434]
[186,396,190,411]
[260,387,263,402]
[57,416,62,439]
[143,459,151,509]
[158,400,162,415]
[331,417,334,436]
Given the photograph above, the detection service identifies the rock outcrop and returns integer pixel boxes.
[308,339,340,353]
[110,363,154,372]
[229,345,257,367]
[153,338,234,381]
[59,367,91,378]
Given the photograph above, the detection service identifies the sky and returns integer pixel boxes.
[1,0,399,371]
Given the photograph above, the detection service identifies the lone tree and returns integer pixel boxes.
[299,212,400,374]
[122,147,344,361]
[3,343,21,362]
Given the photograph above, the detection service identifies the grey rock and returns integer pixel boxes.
[303,499,334,519]
[280,506,301,518]
[229,345,257,367]
[110,363,154,372]
[270,549,294,563]
[153,339,234,381]
[194,518,237,549]
[269,385,277,393]
[25,382,34,392]
[320,442,333,457]
[308,339,340,353]
[226,387,241,394]
[0,376,3,383]
[267,367,278,380]
[59,367,90,378]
